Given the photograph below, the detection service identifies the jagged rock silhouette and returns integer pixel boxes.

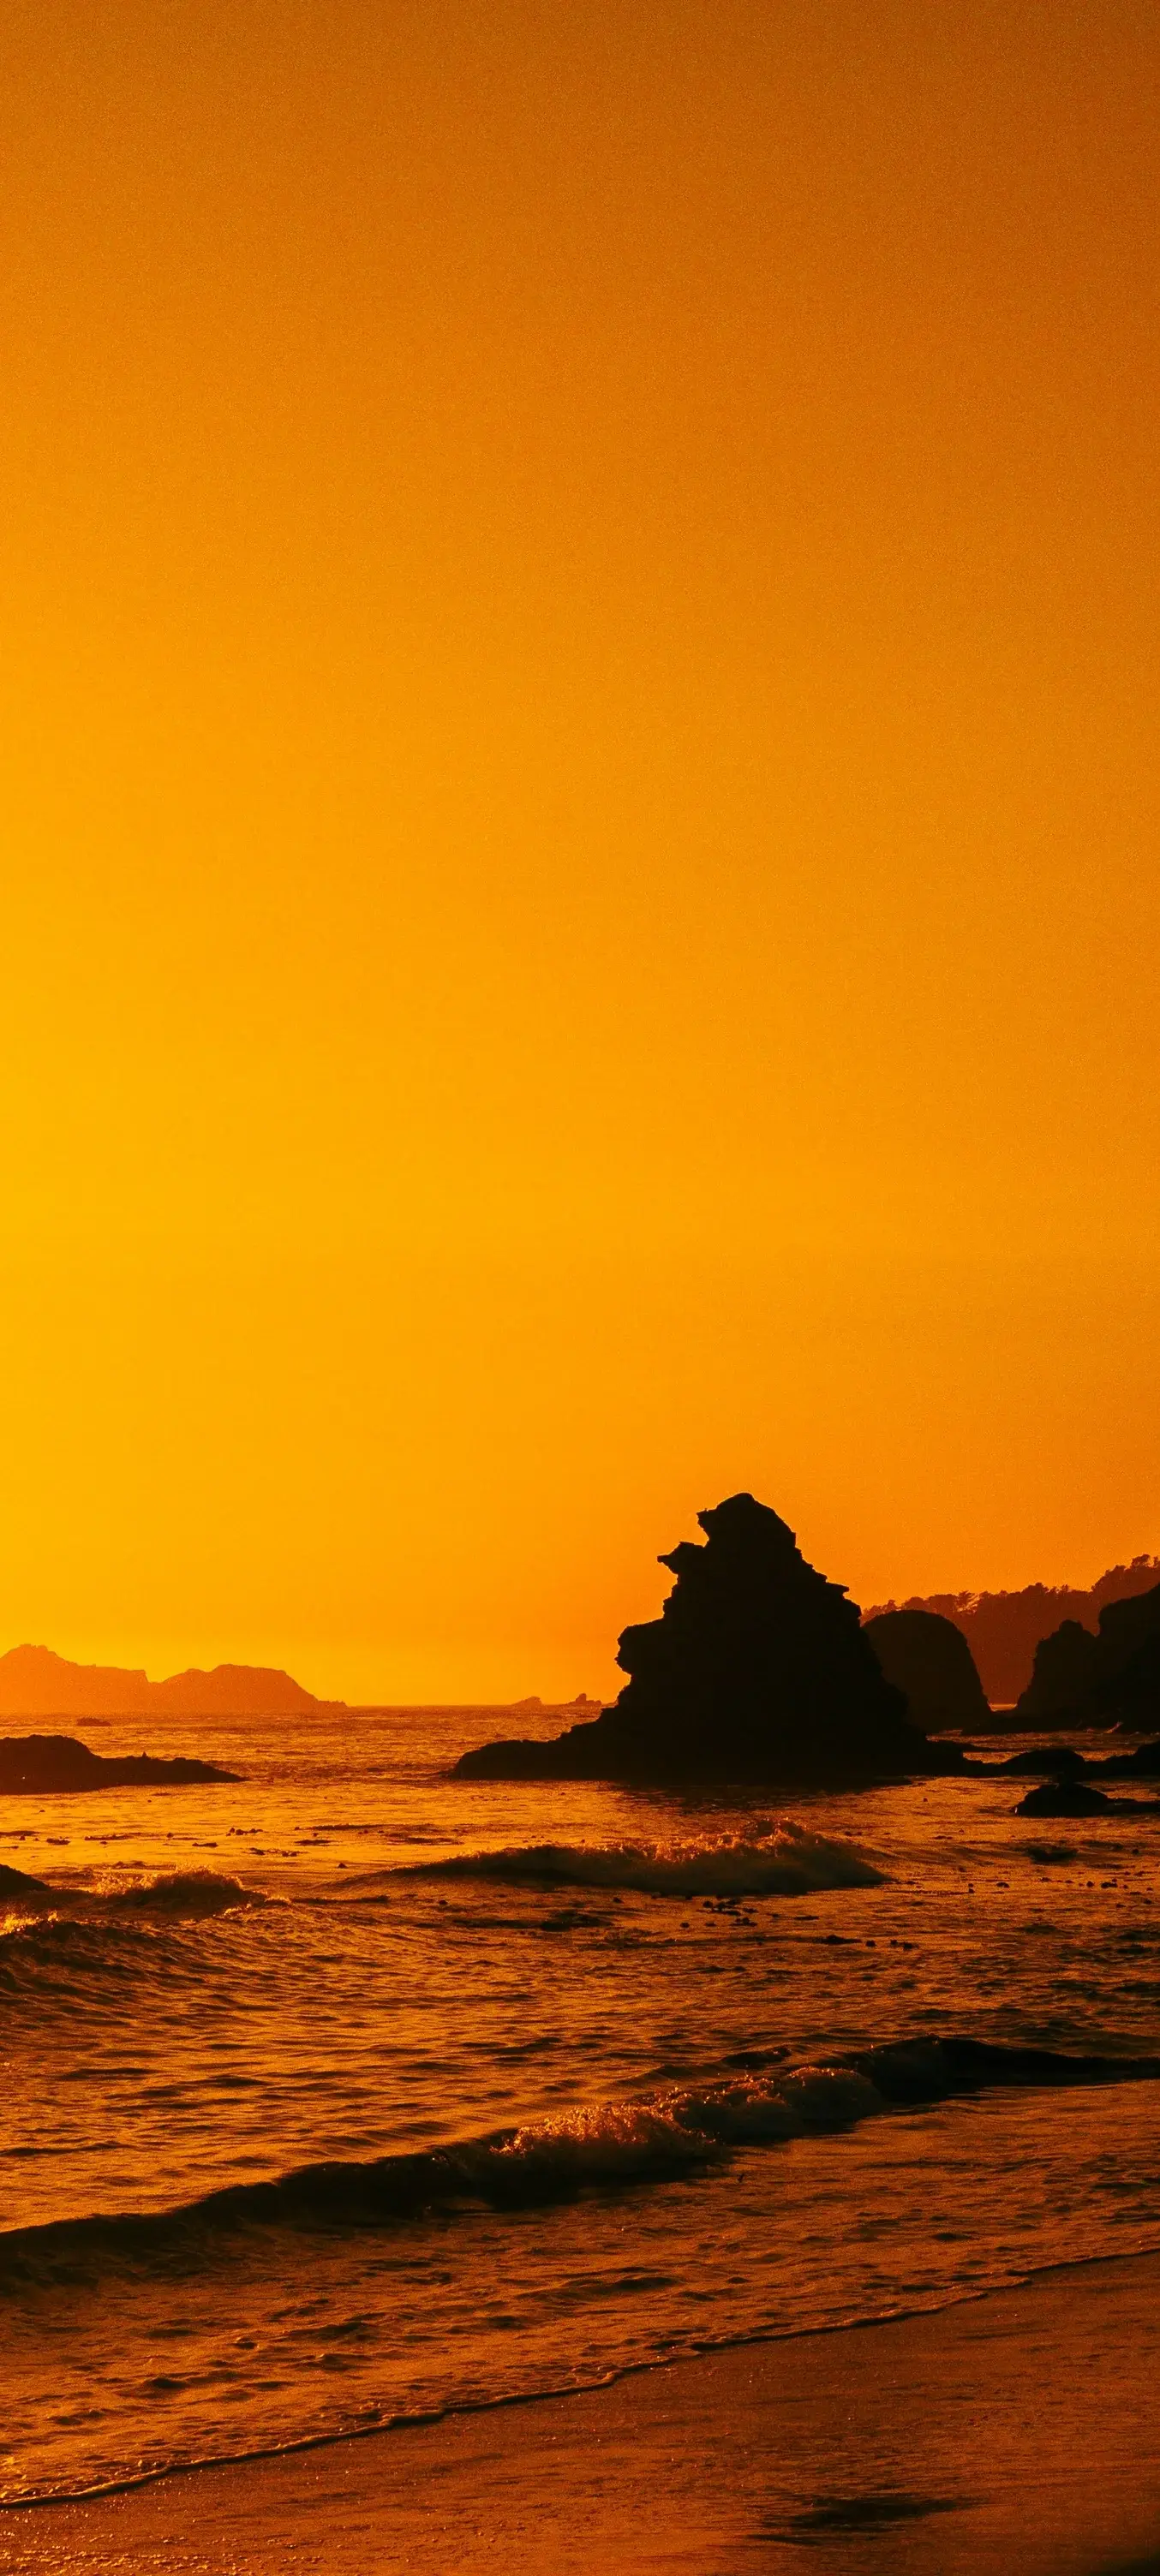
[1017,1619,1103,1725]
[863,1608,990,1732]
[454,1494,960,1786]
[864,1557,1160,1703]
[1017,1581,1160,1726]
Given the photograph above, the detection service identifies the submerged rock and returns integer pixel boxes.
[454,1494,962,1788]
[1095,1737,1160,1780]
[0,1733,241,1793]
[863,1609,990,1732]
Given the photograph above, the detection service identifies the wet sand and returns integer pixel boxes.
[3,2250,1159,2575]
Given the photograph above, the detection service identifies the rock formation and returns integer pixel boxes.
[453,1494,961,1787]
[1015,1779,1116,1817]
[1016,1581,1160,1727]
[982,1745,1089,1778]
[1017,1620,1103,1725]
[0,1734,241,1792]
[1014,1777,1160,1819]
[961,1739,1160,1789]
[864,1557,1160,1704]
[1091,1589,1160,1722]
[1096,1737,1160,1780]
[863,1608,990,1732]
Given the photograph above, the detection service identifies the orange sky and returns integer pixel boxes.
[2,0,1157,1702]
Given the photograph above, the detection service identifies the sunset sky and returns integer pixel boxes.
[2,0,1157,1702]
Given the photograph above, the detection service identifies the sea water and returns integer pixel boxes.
[2,1705,1159,2502]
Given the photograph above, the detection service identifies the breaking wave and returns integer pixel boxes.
[392,1822,885,1899]
[109,1869,271,1915]
[3,2036,1155,2293]
[0,1868,268,1929]
[0,1913,163,1985]
[0,1873,272,1990]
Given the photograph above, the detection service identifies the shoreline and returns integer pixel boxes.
[3,2237,1159,2517]
[5,2246,1160,2573]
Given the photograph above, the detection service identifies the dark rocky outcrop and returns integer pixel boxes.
[0,1734,241,1792]
[1016,1621,1103,1725]
[944,1736,1160,1796]
[1015,1777,1160,1818]
[985,1746,1089,1779]
[1015,1780,1116,1817]
[865,1558,1160,1703]
[1095,1737,1160,1780]
[454,1494,963,1788]
[1091,1594,1160,1723]
[1016,1582,1160,1728]
[864,1609,990,1732]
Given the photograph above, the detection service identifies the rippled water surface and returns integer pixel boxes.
[2,1705,1159,2501]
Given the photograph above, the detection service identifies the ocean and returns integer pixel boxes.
[3,1704,1159,2507]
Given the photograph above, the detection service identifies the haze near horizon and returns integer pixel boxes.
[2,0,1157,1702]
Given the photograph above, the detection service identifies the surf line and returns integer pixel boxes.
[7,2240,1160,2513]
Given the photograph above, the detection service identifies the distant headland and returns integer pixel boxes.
[0,1645,344,1721]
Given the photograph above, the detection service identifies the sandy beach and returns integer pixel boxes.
[3,2249,1158,2576]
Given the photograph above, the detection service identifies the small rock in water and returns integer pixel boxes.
[1016,1781,1114,1817]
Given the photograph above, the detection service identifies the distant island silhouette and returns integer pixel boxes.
[454,1494,965,1788]
[865,1558,1160,1703]
[0,1645,343,1720]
